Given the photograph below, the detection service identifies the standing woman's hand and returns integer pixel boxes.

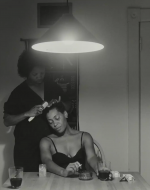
[48,96,61,107]
[25,105,44,117]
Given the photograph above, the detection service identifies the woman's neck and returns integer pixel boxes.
[57,124,74,137]
[64,125,73,136]
[26,79,44,88]
[26,79,44,100]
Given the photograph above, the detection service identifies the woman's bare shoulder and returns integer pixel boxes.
[70,128,84,135]
[70,129,92,136]
[40,135,54,146]
[81,131,93,141]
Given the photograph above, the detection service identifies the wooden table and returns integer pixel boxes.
[2,172,150,190]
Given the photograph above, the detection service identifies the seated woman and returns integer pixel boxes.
[40,102,108,177]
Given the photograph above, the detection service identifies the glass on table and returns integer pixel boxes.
[39,164,47,177]
[98,162,113,181]
[8,166,23,189]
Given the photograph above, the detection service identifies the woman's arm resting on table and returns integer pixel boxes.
[3,105,43,127]
[83,132,108,176]
[40,138,68,177]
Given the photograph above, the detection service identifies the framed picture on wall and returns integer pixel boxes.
[37,3,72,28]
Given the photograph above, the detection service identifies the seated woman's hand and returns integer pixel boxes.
[99,163,110,171]
[65,162,81,176]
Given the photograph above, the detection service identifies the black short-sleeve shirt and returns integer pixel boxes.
[4,79,69,171]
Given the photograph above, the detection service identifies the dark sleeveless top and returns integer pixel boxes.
[47,132,86,170]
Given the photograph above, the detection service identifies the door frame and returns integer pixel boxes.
[128,8,150,172]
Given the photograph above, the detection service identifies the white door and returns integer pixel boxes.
[140,22,150,185]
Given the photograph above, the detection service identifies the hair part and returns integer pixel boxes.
[44,102,66,116]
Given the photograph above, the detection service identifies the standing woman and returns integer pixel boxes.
[3,50,71,172]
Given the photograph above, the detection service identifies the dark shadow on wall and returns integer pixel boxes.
[0,93,14,185]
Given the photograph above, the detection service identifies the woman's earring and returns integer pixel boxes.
[64,111,68,118]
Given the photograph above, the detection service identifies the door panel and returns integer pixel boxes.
[140,22,150,185]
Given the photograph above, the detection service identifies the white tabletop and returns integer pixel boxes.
[2,172,150,190]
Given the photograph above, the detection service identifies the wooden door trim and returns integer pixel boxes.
[128,8,150,172]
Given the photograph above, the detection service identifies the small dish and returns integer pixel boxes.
[79,170,93,180]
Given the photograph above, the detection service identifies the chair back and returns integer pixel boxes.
[93,139,107,167]
[85,139,107,171]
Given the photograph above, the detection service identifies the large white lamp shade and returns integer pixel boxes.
[32,13,104,53]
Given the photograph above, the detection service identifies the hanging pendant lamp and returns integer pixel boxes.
[32,13,104,54]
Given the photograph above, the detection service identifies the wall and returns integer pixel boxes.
[0,0,150,186]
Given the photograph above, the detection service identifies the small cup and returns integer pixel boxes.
[8,166,23,189]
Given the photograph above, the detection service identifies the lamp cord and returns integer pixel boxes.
[66,0,69,13]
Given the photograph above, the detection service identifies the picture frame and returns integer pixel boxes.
[37,3,72,28]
